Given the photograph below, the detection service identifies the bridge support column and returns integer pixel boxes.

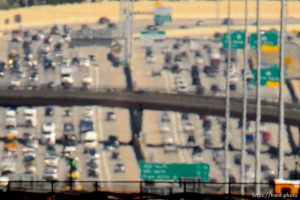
[129,105,145,161]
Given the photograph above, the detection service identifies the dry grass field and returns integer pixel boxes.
[1,1,300,30]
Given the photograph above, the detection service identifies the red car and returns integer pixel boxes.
[261,131,272,143]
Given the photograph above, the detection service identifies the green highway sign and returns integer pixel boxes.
[222,31,245,49]
[252,64,280,86]
[139,161,210,182]
[154,15,172,24]
[140,31,166,47]
[250,30,278,48]
[154,6,172,24]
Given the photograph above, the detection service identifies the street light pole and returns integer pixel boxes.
[255,0,262,194]
[241,0,249,195]
[224,0,232,194]
[278,0,286,180]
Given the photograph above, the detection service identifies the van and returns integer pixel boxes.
[83,131,98,150]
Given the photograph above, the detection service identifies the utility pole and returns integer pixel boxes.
[224,0,231,194]
[255,0,262,194]
[240,0,249,195]
[278,0,286,180]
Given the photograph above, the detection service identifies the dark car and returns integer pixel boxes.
[43,58,55,70]
[111,151,120,160]
[98,17,110,24]
[0,62,6,77]
[64,123,74,133]
[223,18,233,25]
[192,77,200,85]
[229,83,237,91]
[187,134,195,145]
[181,113,189,120]
[107,23,117,30]
[192,146,203,155]
[79,118,93,134]
[104,135,119,150]
[146,25,157,31]
[45,106,53,116]
[54,43,62,52]
[203,119,212,130]
[51,25,60,35]
[71,57,80,65]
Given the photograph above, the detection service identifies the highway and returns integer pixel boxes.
[0,89,300,126]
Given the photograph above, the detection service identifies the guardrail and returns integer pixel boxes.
[0,180,274,198]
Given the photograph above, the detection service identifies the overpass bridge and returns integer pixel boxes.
[0,88,300,126]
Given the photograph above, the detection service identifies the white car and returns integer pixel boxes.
[80,58,91,67]
[176,85,189,93]
[195,56,204,65]
[0,176,9,187]
[42,122,56,133]
[6,110,16,118]
[82,76,93,88]
[10,80,21,88]
[182,121,194,132]
[84,106,94,117]
[159,122,170,133]
[146,55,156,64]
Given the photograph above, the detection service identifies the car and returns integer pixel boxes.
[176,85,189,93]
[85,148,100,160]
[160,122,170,133]
[223,18,233,25]
[51,25,61,35]
[107,23,117,30]
[111,151,120,160]
[192,146,203,161]
[163,137,178,153]
[0,62,6,77]
[187,134,196,145]
[204,137,212,147]
[146,25,157,31]
[196,20,204,26]
[84,106,94,118]
[151,67,161,76]
[106,111,116,121]
[43,166,58,181]
[203,119,212,130]
[146,54,157,64]
[82,76,93,89]
[43,58,56,70]
[64,123,74,134]
[160,112,170,122]
[114,163,125,173]
[183,121,194,132]
[45,106,53,117]
[234,153,241,165]
[192,77,200,85]
[71,57,80,65]
[80,58,91,67]
[98,17,110,24]
[87,167,99,178]
[104,135,119,150]
[229,82,237,91]
[179,25,188,29]
[80,118,93,133]
[45,145,57,158]
[44,155,59,167]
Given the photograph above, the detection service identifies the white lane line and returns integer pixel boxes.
[162,71,185,162]
[170,111,185,162]
[175,112,193,163]
[95,107,112,183]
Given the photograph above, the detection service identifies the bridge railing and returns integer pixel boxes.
[0,180,273,196]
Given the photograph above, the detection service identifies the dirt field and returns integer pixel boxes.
[1,1,300,30]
